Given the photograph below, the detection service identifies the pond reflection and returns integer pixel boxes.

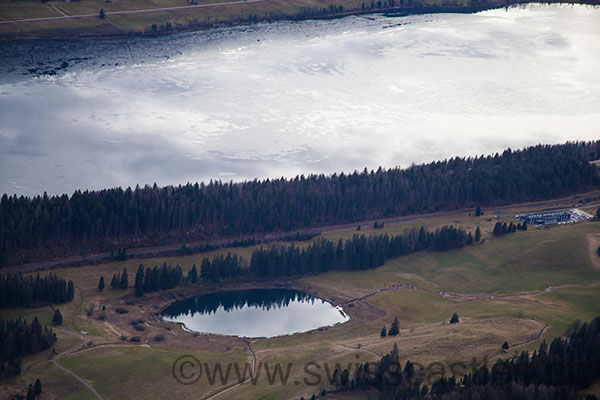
[160,289,349,338]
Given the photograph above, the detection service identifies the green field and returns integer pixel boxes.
[2,208,600,399]
[2,0,597,40]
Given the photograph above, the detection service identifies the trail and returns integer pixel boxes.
[52,358,103,400]
[203,340,257,400]
[26,327,104,400]
[511,325,549,349]
[0,0,268,24]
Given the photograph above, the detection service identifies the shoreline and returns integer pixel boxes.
[1,0,599,42]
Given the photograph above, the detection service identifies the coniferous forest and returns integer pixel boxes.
[330,316,600,400]
[1,142,599,265]
[0,273,74,308]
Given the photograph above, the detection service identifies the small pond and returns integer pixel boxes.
[159,288,349,338]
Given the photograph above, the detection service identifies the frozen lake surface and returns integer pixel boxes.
[1,4,599,196]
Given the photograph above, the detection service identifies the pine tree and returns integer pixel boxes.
[99,8,105,19]
[31,316,41,334]
[380,326,387,337]
[450,312,459,324]
[201,258,212,282]
[188,265,198,284]
[502,341,509,350]
[26,385,34,400]
[67,280,74,301]
[98,276,105,291]
[388,318,400,336]
[52,309,62,325]
[475,205,482,216]
[135,265,144,297]
[475,226,481,242]
[34,378,42,395]
[120,268,128,289]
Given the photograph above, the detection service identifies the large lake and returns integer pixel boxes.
[1,4,599,197]
[159,289,349,337]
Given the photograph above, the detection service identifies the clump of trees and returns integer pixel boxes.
[110,268,128,290]
[381,318,400,337]
[388,318,400,336]
[134,263,185,296]
[0,273,74,308]
[25,379,43,400]
[2,142,599,265]
[493,221,527,236]
[0,317,56,376]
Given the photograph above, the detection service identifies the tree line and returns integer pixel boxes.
[0,273,74,308]
[2,142,599,265]
[328,316,600,400]
[0,316,56,377]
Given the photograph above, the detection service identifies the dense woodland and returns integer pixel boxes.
[0,316,56,376]
[2,142,599,265]
[0,273,74,308]
[329,316,600,400]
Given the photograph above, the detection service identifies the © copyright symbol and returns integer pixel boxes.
[173,355,202,385]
